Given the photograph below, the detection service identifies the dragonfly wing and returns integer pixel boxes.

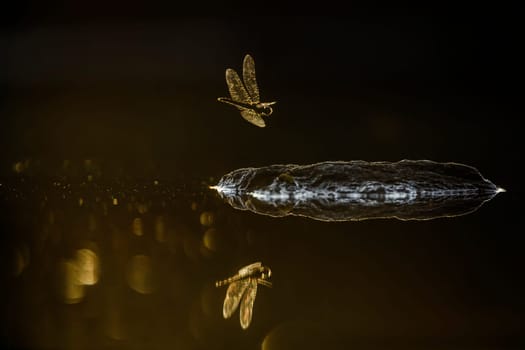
[226,68,253,104]
[240,109,266,128]
[239,278,258,329]
[242,54,260,103]
[223,279,250,319]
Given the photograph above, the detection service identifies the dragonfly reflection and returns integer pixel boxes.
[215,262,272,329]
[217,54,276,127]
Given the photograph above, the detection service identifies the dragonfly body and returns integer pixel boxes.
[217,54,276,127]
[217,97,275,118]
[215,262,272,329]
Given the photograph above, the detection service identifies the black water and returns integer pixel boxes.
[1,9,523,350]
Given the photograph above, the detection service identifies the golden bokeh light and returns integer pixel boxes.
[126,254,155,294]
[48,211,55,224]
[137,203,149,214]
[199,285,216,318]
[183,236,201,261]
[14,162,24,173]
[75,248,100,286]
[58,259,85,304]
[132,217,144,236]
[105,306,126,341]
[88,214,97,231]
[12,245,30,277]
[188,298,214,346]
[154,216,166,242]
[12,250,25,277]
[199,211,215,227]
[13,160,30,173]
[202,228,219,252]
[199,242,213,259]
[261,321,323,350]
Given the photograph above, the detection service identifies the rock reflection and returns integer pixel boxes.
[213,160,504,221]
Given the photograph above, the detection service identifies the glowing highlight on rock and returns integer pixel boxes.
[212,160,503,221]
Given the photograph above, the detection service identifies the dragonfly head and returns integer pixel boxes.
[258,102,277,117]
[260,266,272,280]
[262,106,272,116]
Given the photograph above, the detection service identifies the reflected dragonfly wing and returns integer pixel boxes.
[223,279,250,319]
[242,54,260,103]
[239,278,258,329]
[225,68,252,104]
[241,109,266,128]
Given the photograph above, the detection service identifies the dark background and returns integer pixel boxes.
[1,3,521,178]
[1,2,523,349]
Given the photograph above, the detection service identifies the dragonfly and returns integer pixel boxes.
[217,54,277,128]
[215,261,272,329]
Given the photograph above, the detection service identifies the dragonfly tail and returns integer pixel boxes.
[216,276,238,287]
[215,280,227,287]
